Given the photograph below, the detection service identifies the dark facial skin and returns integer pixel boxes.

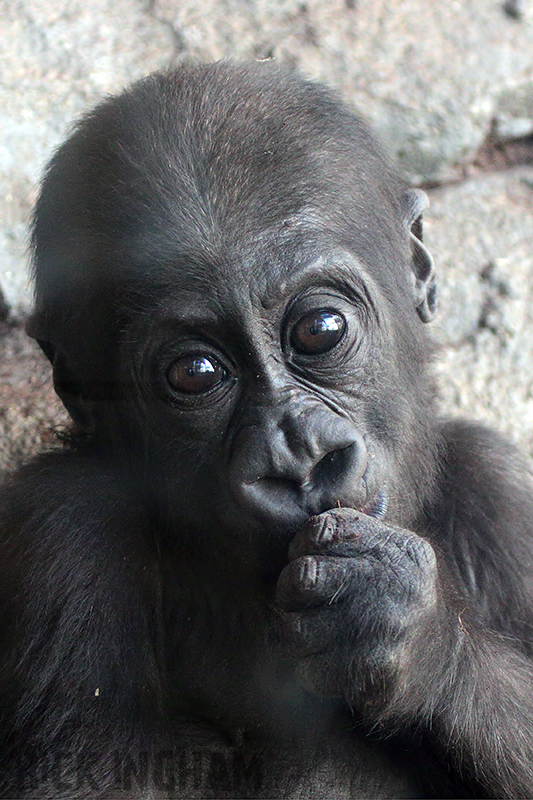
[1,61,532,799]
[121,242,440,705]
[124,246,399,572]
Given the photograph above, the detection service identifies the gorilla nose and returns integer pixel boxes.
[302,436,366,496]
[232,417,368,528]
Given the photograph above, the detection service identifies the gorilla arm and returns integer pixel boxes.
[276,420,533,798]
[0,452,162,780]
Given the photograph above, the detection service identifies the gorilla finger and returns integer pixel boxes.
[289,508,395,560]
[275,555,373,610]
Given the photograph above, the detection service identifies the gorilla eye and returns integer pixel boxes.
[167,355,226,394]
[291,310,346,355]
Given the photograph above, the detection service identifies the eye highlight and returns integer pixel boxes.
[167,355,226,394]
[290,309,346,355]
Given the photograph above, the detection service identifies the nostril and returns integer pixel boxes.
[309,443,359,490]
[232,430,367,528]
[238,475,310,529]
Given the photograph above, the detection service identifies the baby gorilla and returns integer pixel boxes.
[1,60,533,799]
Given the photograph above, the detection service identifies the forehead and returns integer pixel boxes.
[127,208,323,302]
[91,65,404,251]
[121,181,392,329]
[138,243,376,321]
[111,134,403,317]
[33,63,409,324]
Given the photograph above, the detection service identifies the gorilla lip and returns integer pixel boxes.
[359,484,388,519]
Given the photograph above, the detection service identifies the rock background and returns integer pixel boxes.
[1,0,533,475]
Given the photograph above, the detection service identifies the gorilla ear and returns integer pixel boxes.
[26,312,96,434]
[403,189,437,323]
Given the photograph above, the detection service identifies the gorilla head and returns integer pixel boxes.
[28,61,437,570]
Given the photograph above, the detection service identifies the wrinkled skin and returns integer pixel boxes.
[276,509,438,703]
[0,61,533,799]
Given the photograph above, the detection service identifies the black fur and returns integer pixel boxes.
[1,61,533,798]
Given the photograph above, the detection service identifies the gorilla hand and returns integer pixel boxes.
[275,508,439,710]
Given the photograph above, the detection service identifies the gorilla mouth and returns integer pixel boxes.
[240,478,389,531]
[258,483,389,585]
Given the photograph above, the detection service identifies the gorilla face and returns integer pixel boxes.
[29,62,438,569]
[128,247,388,539]
[120,237,433,576]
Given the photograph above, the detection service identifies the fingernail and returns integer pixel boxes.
[301,556,318,586]
[317,516,334,546]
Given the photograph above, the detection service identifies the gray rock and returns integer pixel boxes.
[0,0,175,319]
[494,83,533,140]
[425,167,533,459]
[0,324,67,476]
[154,0,533,183]
[494,116,533,140]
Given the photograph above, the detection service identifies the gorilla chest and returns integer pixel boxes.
[160,723,423,799]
